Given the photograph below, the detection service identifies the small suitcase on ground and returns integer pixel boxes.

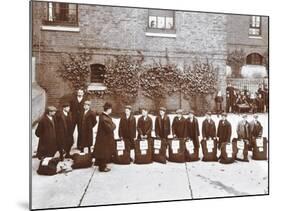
[152,138,167,164]
[71,152,93,169]
[113,139,131,165]
[37,157,60,176]
[252,137,268,160]
[185,139,200,162]
[201,138,218,162]
[168,138,186,163]
[134,138,153,164]
[232,138,249,162]
[219,142,238,164]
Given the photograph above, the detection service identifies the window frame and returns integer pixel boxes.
[249,16,262,37]
[147,9,176,34]
[43,2,79,27]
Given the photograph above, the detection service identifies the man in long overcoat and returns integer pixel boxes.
[202,111,216,140]
[118,105,136,150]
[217,112,232,149]
[80,100,97,153]
[186,111,200,148]
[155,107,171,140]
[55,103,74,158]
[249,114,263,149]
[137,108,153,139]
[35,106,62,159]
[69,88,88,150]
[236,114,250,140]
[172,109,186,139]
[93,102,116,172]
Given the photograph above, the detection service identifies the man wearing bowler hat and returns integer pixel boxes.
[119,105,136,150]
[35,106,63,159]
[217,112,232,149]
[93,102,116,172]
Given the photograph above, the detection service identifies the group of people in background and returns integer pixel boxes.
[35,88,266,173]
[215,83,269,115]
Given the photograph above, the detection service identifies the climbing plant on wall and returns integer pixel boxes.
[58,52,91,90]
[226,49,246,78]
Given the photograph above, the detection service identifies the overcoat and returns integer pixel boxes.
[93,112,116,161]
[236,120,250,140]
[172,116,186,138]
[137,116,153,139]
[217,119,232,148]
[155,115,171,139]
[186,117,200,148]
[80,110,97,148]
[202,119,216,139]
[118,114,136,149]
[35,115,60,158]
[55,111,74,152]
[249,120,263,138]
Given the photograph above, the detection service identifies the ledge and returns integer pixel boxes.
[145,32,176,38]
[41,25,80,32]
[248,36,262,39]
[87,83,107,91]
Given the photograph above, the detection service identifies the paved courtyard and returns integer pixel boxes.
[31,113,268,210]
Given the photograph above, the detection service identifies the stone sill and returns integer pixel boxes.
[87,83,107,91]
[41,25,80,32]
[145,32,176,38]
[248,36,262,39]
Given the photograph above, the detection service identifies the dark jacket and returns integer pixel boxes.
[250,120,263,138]
[93,112,116,161]
[217,119,232,144]
[226,86,235,105]
[118,114,136,139]
[80,110,97,148]
[186,117,200,148]
[35,114,60,158]
[55,111,74,151]
[155,115,171,138]
[70,95,88,123]
[137,116,153,139]
[172,116,186,138]
[202,119,216,139]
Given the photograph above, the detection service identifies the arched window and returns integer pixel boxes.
[90,64,105,83]
[246,53,263,65]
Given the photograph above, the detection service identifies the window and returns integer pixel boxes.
[249,16,261,36]
[43,2,78,26]
[148,9,175,30]
[246,53,263,65]
[90,64,105,83]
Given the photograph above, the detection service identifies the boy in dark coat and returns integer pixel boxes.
[155,107,171,140]
[215,91,223,116]
[137,108,153,139]
[236,114,250,140]
[69,88,88,151]
[172,109,186,139]
[35,106,62,160]
[186,111,200,148]
[202,111,216,140]
[80,100,97,153]
[118,105,136,150]
[93,102,116,172]
[55,103,74,158]
[249,114,263,149]
[217,112,232,149]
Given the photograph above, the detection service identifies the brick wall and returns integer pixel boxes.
[32,2,227,114]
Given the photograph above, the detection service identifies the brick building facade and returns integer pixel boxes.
[31,1,268,117]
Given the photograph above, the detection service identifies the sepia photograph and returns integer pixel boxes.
[30,0,269,210]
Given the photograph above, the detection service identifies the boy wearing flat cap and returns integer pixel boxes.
[237,114,250,141]
[93,102,116,172]
[80,100,97,153]
[35,106,63,159]
[249,114,263,149]
[217,112,232,149]
[119,105,136,150]
[172,109,186,139]
[137,108,153,139]
[55,103,74,158]
[155,107,171,140]
[202,112,216,140]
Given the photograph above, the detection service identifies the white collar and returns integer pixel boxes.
[63,110,68,116]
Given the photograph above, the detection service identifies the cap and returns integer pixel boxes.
[84,100,91,106]
[221,112,227,117]
[47,106,57,112]
[62,102,70,108]
[159,107,166,112]
[125,105,132,110]
[206,111,212,115]
[103,102,112,111]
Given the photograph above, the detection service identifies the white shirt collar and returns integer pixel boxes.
[63,110,68,116]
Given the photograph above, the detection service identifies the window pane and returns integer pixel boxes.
[149,16,157,28]
[166,17,174,29]
[256,16,261,27]
[157,16,165,28]
[48,2,53,21]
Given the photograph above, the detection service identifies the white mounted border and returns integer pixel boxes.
[41,25,80,32]
[145,32,176,38]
